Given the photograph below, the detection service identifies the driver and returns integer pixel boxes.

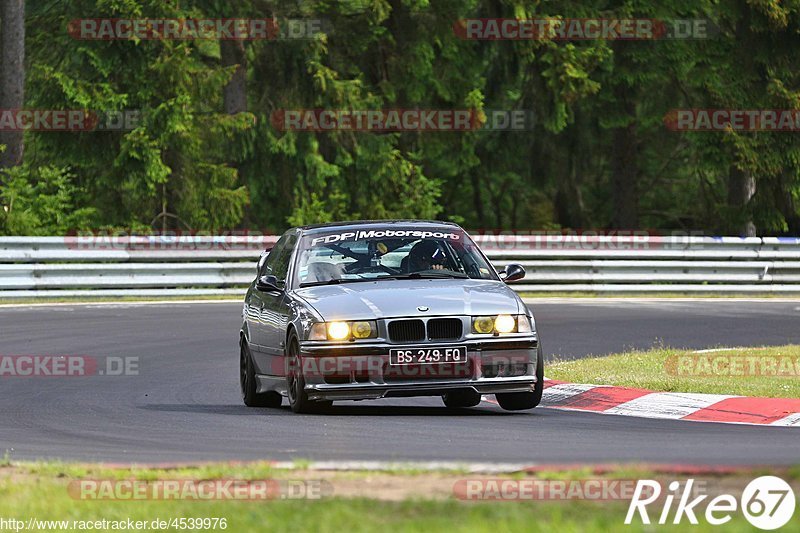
[407,240,447,271]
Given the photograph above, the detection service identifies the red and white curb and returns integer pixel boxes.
[488,381,800,427]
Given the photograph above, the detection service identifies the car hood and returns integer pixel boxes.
[294,279,522,320]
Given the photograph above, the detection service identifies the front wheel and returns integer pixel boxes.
[496,344,544,411]
[286,333,332,414]
[240,341,282,408]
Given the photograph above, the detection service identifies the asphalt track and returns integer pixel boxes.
[0,299,799,465]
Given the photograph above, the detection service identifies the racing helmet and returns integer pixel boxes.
[408,240,446,271]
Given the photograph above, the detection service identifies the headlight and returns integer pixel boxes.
[327,322,351,340]
[494,315,516,333]
[308,323,327,340]
[471,315,526,335]
[308,321,378,341]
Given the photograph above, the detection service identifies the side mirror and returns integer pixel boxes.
[499,264,526,283]
[256,274,283,293]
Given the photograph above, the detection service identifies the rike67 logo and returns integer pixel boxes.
[626,476,796,530]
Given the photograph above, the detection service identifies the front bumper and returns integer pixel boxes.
[297,337,538,401]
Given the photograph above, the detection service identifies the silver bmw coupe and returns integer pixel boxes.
[239,220,542,413]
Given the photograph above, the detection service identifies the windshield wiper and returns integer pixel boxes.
[299,278,370,288]
[300,272,469,287]
[379,272,469,280]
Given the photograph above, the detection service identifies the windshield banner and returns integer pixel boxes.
[310,229,462,246]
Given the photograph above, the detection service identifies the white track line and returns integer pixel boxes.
[270,461,532,474]
[0,299,242,309]
[772,413,800,427]
[524,297,800,304]
[540,383,602,403]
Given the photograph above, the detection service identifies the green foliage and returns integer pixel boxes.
[0,165,96,234]
[15,0,253,232]
[1,0,799,235]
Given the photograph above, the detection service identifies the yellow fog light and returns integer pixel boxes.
[494,315,516,334]
[473,316,495,334]
[327,322,350,340]
[351,321,373,339]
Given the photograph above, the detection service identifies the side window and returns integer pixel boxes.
[264,232,297,283]
[261,236,287,278]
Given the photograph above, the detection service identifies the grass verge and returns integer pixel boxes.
[1,462,798,532]
[548,345,800,398]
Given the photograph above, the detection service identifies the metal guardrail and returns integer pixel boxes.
[477,235,800,293]
[1,235,799,297]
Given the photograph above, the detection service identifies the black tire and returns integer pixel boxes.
[442,389,482,408]
[496,344,544,411]
[286,333,332,414]
[240,340,282,408]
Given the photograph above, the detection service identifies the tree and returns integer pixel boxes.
[20,0,252,232]
[3,0,800,236]
[0,0,25,173]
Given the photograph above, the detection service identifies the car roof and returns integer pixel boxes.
[297,220,462,235]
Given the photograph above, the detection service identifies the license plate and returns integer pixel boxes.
[389,346,468,365]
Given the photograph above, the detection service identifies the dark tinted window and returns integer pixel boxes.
[260,237,285,278]
[264,232,297,282]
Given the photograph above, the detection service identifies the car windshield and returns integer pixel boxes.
[295,227,497,287]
